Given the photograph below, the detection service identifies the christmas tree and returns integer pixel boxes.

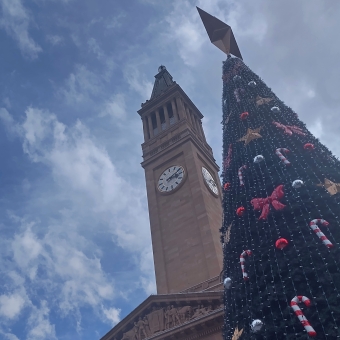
[197,7,340,340]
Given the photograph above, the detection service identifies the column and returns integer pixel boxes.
[147,114,154,138]
[171,99,179,122]
[199,120,207,141]
[194,116,201,135]
[142,117,148,141]
[164,105,170,128]
[155,109,162,134]
[175,97,186,120]
[189,110,195,130]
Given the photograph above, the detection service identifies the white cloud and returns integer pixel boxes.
[0,107,154,317]
[4,334,20,340]
[100,93,126,120]
[0,0,42,59]
[59,65,102,105]
[162,1,204,66]
[102,307,121,326]
[88,37,104,59]
[124,65,153,99]
[0,293,25,319]
[46,35,63,46]
[12,227,43,280]
[27,301,56,340]
[309,118,323,140]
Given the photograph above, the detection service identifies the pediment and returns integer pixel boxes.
[101,291,223,340]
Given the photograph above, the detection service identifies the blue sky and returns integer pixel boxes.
[0,0,340,339]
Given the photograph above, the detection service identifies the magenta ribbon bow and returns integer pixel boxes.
[251,185,286,220]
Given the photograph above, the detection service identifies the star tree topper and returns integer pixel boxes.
[317,178,340,196]
[196,7,242,58]
[238,127,262,145]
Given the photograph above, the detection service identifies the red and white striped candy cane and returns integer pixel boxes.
[240,250,252,280]
[275,148,291,166]
[238,165,247,186]
[309,219,333,248]
[290,296,316,337]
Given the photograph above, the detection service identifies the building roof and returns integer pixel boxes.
[150,65,175,100]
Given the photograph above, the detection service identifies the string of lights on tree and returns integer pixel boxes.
[219,56,340,340]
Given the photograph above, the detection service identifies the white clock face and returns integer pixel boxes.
[202,167,219,195]
[157,165,185,193]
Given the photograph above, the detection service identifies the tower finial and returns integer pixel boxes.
[196,7,242,59]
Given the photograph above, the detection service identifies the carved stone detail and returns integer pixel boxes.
[118,303,219,340]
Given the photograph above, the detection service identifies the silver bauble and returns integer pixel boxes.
[254,155,265,163]
[233,75,242,82]
[292,179,304,188]
[248,80,257,87]
[223,277,232,289]
[271,106,280,113]
[251,319,264,332]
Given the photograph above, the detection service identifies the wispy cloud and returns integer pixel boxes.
[100,93,126,120]
[0,0,42,59]
[46,35,64,46]
[0,106,155,335]
[124,65,153,99]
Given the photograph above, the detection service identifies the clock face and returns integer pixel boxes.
[202,167,219,196]
[157,165,185,193]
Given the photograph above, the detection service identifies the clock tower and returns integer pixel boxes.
[138,66,223,294]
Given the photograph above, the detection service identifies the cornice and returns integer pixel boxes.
[100,291,223,340]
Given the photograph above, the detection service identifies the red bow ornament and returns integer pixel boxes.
[251,185,286,220]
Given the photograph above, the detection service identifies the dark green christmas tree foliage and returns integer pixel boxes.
[220,56,340,340]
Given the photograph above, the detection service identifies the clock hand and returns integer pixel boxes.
[166,169,182,182]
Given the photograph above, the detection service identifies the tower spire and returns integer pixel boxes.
[196,7,242,59]
[150,65,175,100]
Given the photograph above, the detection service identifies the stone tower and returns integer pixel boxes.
[138,66,223,294]
[100,66,224,340]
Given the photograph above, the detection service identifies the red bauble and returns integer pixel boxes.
[236,206,245,216]
[224,182,231,190]
[240,112,249,120]
[275,238,289,250]
[304,143,315,150]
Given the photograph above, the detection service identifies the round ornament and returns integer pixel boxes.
[251,319,264,333]
[240,112,249,120]
[304,143,315,150]
[223,277,232,289]
[292,180,304,188]
[233,75,242,82]
[223,182,231,191]
[248,80,256,87]
[236,207,245,217]
[271,106,280,113]
[275,238,289,250]
[253,155,264,163]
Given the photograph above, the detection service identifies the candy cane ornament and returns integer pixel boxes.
[238,165,247,186]
[234,89,241,102]
[240,250,252,280]
[275,148,291,166]
[309,219,333,248]
[290,296,317,337]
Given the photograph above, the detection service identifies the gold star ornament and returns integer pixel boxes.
[231,326,243,340]
[238,127,262,145]
[317,178,340,196]
[255,95,273,106]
